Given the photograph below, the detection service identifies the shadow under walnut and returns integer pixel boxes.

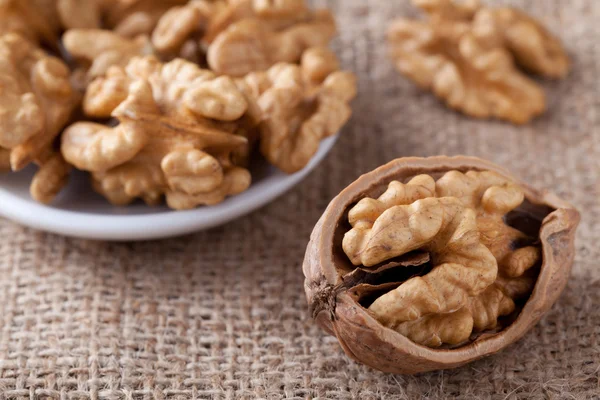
[303,156,579,374]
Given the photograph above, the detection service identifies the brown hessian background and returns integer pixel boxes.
[0,0,599,398]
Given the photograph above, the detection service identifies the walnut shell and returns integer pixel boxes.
[303,156,579,374]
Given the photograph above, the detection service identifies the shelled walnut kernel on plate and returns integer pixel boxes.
[61,55,255,209]
[0,33,78,204]
[388,0,570,124]
[303,156,579,374]
[60,48,355,209]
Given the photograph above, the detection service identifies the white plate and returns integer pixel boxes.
[0,136,337,241]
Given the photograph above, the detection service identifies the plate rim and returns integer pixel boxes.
[0,136,337,241]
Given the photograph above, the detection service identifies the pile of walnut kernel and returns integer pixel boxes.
[388,0,570,124]
[0,0,356,208]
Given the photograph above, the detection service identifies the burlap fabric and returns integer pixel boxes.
[0,0,598,398]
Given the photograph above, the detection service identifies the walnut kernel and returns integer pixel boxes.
[239,47,356,173]
[0,33,79,203]
[207,6,336,76]
[303,156,579,373]
[388,0,569,124]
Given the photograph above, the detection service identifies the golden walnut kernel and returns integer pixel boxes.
[207,6,336,76]
[151,0,221,57]
[152,0,315,65]
[106,0,191,38]
[30,152,73,204]
[388,0,569,124]
[474,7,570,79]
[57,0,111,30]
[238,47,356,173]
[344,170,541,347]
[303,156,579,374]
[204,0,310,42]
[0,34,78,203]
[58,0,188,37]
[0,0,61,45]
[63,29,154,82]
[62,56,252,209]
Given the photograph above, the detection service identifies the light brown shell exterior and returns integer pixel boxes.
[303,156,579,374]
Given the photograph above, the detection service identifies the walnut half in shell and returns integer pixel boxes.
[303,156,579,374]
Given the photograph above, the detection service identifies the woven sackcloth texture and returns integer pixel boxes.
[0,0,598,398]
